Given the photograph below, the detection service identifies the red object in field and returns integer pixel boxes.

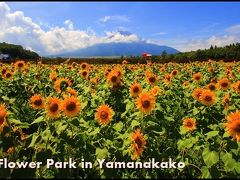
[142,52,152,57]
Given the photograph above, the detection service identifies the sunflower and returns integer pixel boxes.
[14,60,26,71]
[80,70,89,79]
[80,62,90,70]
[225,111,240,141]
[122,60,128,66]
[4,70,13,80]
[199,89,217,106]
[30,94,45,109]
[115,67,124,78]
[1,66,7,77]
[151,86,160,96]
[192,88,204,102]
[208,67,214,73]
[61,96,81,117]
[49,71,57,82]
[183,81,190,88]
[131,128,146,160]
[164,74,172,82]
[171,69,178,76]
[0,104,7,120]
[107,70,120,86]
[129,83,142,97]
[193,72,202,82]
[54,77,72,93]
[223,94,230,109]
[233,81,240,93]
[218,78,230,90]
[183,118,196,132]
[66,87,78,97]
[46,97,61,119]
[136,91,155,114]
[207,82,216,91]
[95,104,114,125]
[146,73,158,86]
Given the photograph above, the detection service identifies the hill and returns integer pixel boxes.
[53,42,179,57]
[0,42,40,60]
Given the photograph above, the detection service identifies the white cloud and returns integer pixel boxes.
[152,32,167,36]
[64,19,74,30]
[98,15,129,23]
[170,34,240,52]
[226,24,240,34]
[0,3,139,55]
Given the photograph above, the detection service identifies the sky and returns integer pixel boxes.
[1,1,240,56]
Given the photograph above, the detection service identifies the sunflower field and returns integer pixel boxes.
[0,59,240,178]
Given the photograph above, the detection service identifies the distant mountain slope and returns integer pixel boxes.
[0,42,39,59]
[54,42,179,57]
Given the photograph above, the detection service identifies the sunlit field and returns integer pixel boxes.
[0,59,240,178]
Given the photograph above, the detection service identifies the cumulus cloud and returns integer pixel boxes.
[0,3,138,55]
[64,20,74,30]
[170,34,240,52]
[98,15,129,23]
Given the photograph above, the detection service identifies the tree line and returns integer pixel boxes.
[0,42,40,60]
[151,43,240,63]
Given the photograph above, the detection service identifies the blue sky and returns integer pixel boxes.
[1,2,240,55]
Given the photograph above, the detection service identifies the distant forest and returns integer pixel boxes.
[0,42,39,60]
[152,42,240,63]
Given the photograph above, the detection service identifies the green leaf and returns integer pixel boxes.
[205,131,219,140]
[28,134,41,148]
[8,118,30,128]
[88,128,100,136]
[31,116,45,125]
[193,107,199,115]
[201,166,211,178]
[113,122,123,132]
[220,152,236,172]
[96,147,108,159]
[202,148,219,167]
[130,120,140,128]
[164,116,175,122]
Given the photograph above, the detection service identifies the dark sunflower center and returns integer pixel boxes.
[118,71,121,76]
[82,64,86,69]
[197,92,202,98]
[186,121,193,128]
[111,76,117,83]
[6,73,11,78]
[18,63,24,68]
[133,86,139,93]
[142,100,150,108]
[237,84,240,91]
[224,98,230,104]
[204,95,212,102]
[149,77,156,83]
[135,137,143,149]
[66,102,76,111]
[34,99,42,106]
[100,111,108,119]
[209,85,216,90]
[50,103,58,113]
[221,82,228,87]
[2,69,6,75]
[82,71,87,76]
[172,71,177,75]
[234,124,240,133]
[195,76,200,80]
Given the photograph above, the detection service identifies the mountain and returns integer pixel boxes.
[54,42,179,57]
